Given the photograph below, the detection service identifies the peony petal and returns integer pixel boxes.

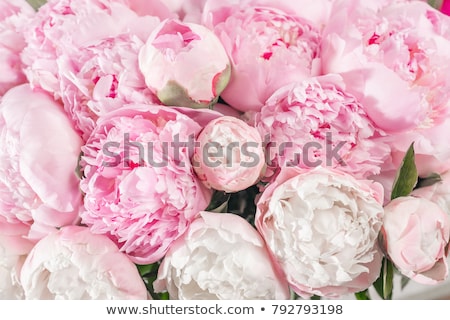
[340,65,424,132]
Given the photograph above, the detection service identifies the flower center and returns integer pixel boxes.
[248,8,320,61]
[152,20,200,58]
[365,21,428,83]
[93,74,119,99]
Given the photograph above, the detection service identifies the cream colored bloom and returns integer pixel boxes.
[20,226,147,300]
[154,211,290,299]
[256,166,384,298]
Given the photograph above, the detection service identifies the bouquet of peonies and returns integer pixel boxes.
[1,0,450,300]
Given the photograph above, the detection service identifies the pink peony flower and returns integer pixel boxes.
[202,0,322,112]
[0,85,83,241]
[256,166,384,298]
[20,0,173,93]
[139,19,231,109]
[204,0,333,29]
[0,0,34,96]
[254,75,389,181]
[58,33,160,141]
[381,196,450,285]
[192,116,265,193]
[80,104,212,265]
[154,211,290,299]
[163,0,207,23]
[321,0,450,133]
[20,226,148,299]
[21,0,175,140]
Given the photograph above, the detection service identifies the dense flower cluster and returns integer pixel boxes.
[1,0,450,300]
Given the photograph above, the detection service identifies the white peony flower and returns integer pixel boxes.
[154,211,290,299]
[256,166,384,298]
[20,226,147,300]
[0,247,26,300]
[0,216,34,299]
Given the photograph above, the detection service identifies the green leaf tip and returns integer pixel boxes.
[26,0,47,11]
[373,258,394,300]
[391,142,418,200]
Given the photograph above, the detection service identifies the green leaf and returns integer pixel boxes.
[290,290,300,300]
[213,64,231,98]
[136,263,156,277]
[310,295,321,300]
[159,292,170,300]
[205,190,230,213]
[26,0,47,11]
[391,142,418,200]
[227,185,260,225]
[355,290,371,300]
[384,259,394,299]
[415,172,442,189]
[428,0,443,10]
[373,258,394,300]
[136,262,170,300]
[400,275,410,290]
[157,80,221,109]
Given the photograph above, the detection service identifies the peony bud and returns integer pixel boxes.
[193,116,265,193]
[139,19,230,108]
[381,196,450,285]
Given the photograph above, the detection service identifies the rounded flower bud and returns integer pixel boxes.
[381,196,450,285]
[193,116,265,193]
[139,19,231,108]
